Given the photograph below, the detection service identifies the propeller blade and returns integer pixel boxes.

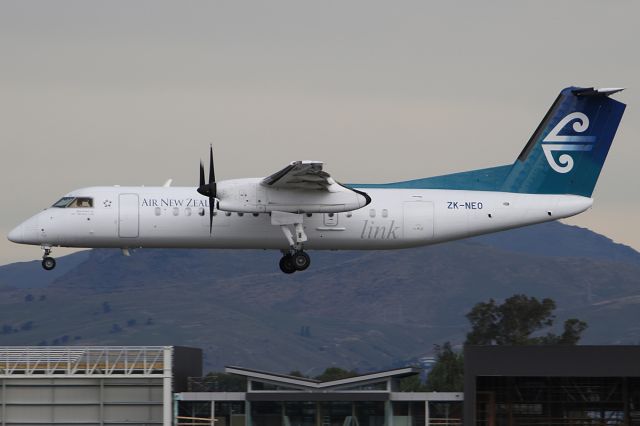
[199,161,205,188]
[209,198,214,234]
[209,145,215,184]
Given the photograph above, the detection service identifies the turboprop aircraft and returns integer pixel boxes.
[7,87,626,274]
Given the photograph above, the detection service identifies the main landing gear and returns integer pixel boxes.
[279,250,311,274]
[272,211,312,275]
[41,247,56,271]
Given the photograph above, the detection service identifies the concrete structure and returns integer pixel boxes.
[0,346,201,426]
[176,366,463,426]
[464,345,640,426]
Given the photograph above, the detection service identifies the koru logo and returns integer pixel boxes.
[541,112,596,174]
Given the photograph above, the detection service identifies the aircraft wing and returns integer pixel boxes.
[261,161,337,191]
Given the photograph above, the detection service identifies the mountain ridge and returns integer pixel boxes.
[0,221,639,373]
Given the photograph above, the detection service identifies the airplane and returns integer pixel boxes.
[7,86,626,274]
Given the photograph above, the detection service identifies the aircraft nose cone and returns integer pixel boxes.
[7,224,24,243]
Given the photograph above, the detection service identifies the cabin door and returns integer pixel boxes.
[402,201,434,240]
[118,194,139,238]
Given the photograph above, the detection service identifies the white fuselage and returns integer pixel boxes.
[9,186,593,251]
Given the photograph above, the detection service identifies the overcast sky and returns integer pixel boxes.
[1,0,638,265]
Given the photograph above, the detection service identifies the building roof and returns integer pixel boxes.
[225,365,420,390]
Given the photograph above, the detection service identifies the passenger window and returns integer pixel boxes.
[252,213,259,217]
[328,213,334,218]
[198,208,205,216]
[369,209,376,218]
[382,209,388,218]
[172,207,179,216]
[306,213,313,218]
[185,207,192,216]
[225,212,231,217]
[237,212,244,217]
[346,212,352,218]
[155,207,161,216]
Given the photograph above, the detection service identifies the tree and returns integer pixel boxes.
[425,295,588,392]
[465,294,587,345]
[425,342,464,391]
[315,367,358,381]
[399,375,427,392]
[288,370,307,378]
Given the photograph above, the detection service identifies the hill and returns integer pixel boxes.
[0,221,639,373]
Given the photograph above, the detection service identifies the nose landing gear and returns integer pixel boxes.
[41,247,56,271]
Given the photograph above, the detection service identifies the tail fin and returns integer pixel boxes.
[501,87,626,197]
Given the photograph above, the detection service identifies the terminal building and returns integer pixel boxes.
[464,345,640,426]
[175,366,463,426]
[0,346,200,426]
[5,345,640,426]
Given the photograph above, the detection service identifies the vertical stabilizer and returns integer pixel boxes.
[501,87,625,197]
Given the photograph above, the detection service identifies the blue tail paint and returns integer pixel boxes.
[351,87,625,197]
[500,87,626,197]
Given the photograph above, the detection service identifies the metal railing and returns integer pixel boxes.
[0,346,167,376]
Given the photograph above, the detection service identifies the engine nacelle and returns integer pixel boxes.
[216,178,370,213]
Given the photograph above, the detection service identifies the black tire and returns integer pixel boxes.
[42,257,56,271]
[279,255,296,274]
[293,251,311,271]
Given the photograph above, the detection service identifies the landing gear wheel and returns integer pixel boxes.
[293,251,311,271]
[42,257,56,271]
[279,255,296,274]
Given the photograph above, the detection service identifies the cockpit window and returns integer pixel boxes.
[52,197,75,208]
[51,197,93,208]
[69,197,93,208]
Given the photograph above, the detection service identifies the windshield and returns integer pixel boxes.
[52,197,75,208]
[51,197,93,208]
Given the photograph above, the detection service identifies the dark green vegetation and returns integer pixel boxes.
[0,222,639,373]
[465,294,587,345]
[425,294,588,391]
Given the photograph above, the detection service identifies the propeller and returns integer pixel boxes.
[197,145,217,234]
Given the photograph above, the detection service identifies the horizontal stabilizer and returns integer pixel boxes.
[572,87,624,97]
